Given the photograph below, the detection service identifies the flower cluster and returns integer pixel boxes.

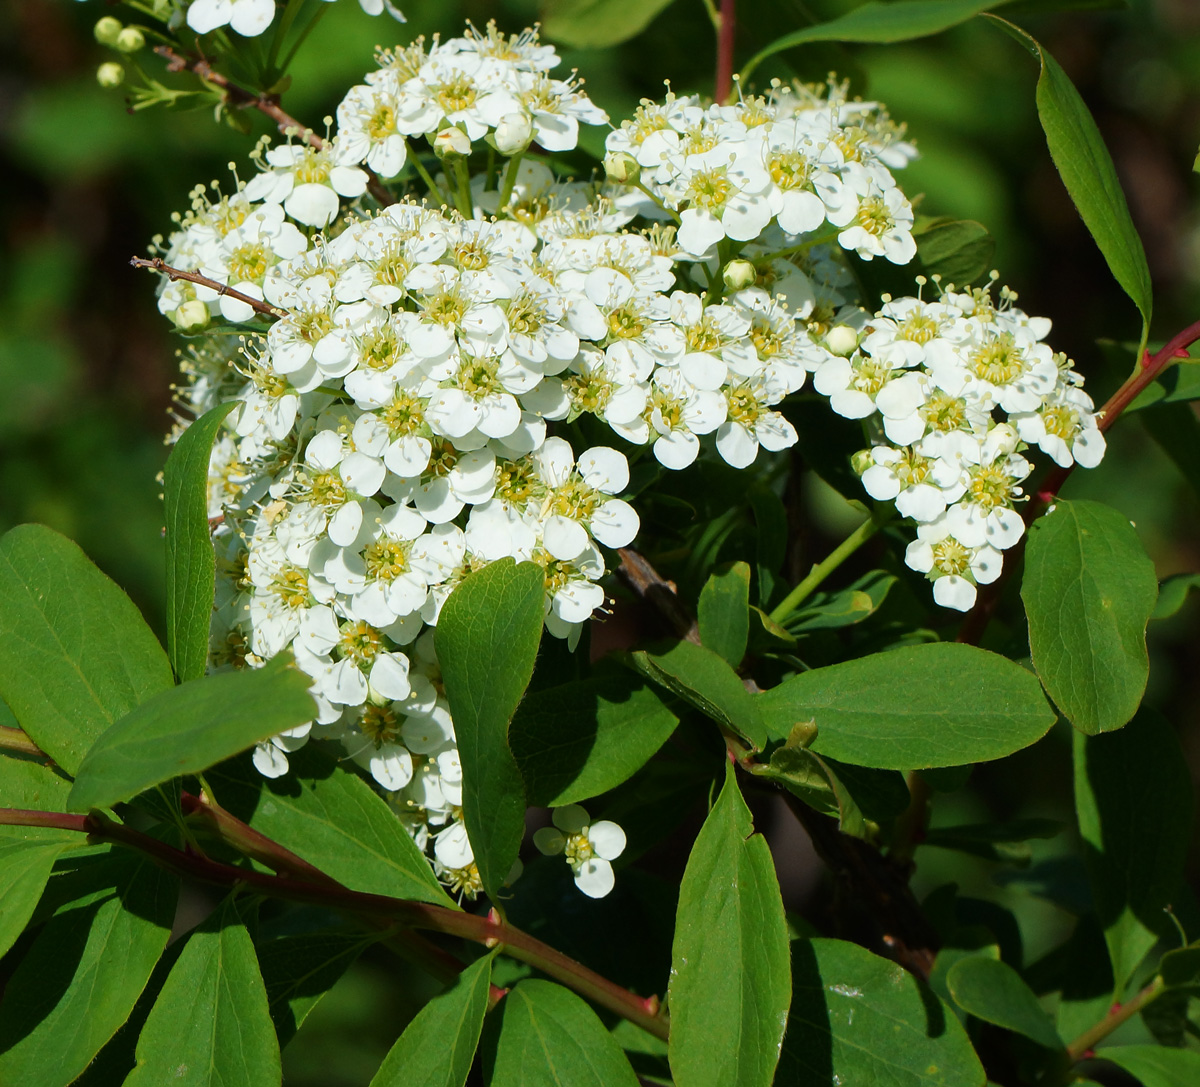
[831,280,1105,610]
[153,21,1105,899]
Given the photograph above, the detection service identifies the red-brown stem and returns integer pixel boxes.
[0,806,670,1041]
[153,45,393,207]
[715,0,738,104]
[0,727,46,758]
[957,319,1200,645]
[1064,976,1165,1064]
[130,256,286,318]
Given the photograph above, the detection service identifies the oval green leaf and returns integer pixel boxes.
[510,672,678,807]
[946,955,1063,1049]
[0,838,73,960]
[126,897,281,1087]
[698,562,751,667]
[740,0,1007,84]
[1096,1045,1200,1087]
[667,763,790,1087]
[542,0,679,49]
[758,643,1056,769]
[163,401,239,683]
[778,938,986,1086]
[209,745,453,907]
[484,979,640,1087]
[0,851,177,1087]
[1022,499,1158,734]
[67,656,315,812]
[436,558,545,901]
[985,17,1151,329]
[0,524,173,774]
[1074,709,1193,995]
[370,953,492,1087]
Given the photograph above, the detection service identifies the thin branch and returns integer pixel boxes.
[130,256,286,318]
[957,317,1200,645]
[0,805,670,1041]
[1065,976,1165,1063]
[714,0,738,104]
[153,44,393,207]
[0,726,47,759]
[617,548,701,644]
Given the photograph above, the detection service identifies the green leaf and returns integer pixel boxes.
[785,569,897,633]
[758,643,1056,769]
[0,524,173,774]
[510,673,678,807]
[750,742,908,840]
[1096,1045,1200,1086]
[125,897,281,1087]
[541,0,680,49]
[371,953,492,1087]
[436,557,544,901]
[945,956,1063,1049]
[0,851,177,1087]
[484,979,640,1087]
[163,401,238,683]
[260,929,374,1048]
[67,657,314,812]
[0,756,75,840]
[629,639,766,749]
[698,562,751,667]
[1074,708,1194,994]
[209,745,453,907]
[1142,401,1200,500]
[740,0,1007,83]
[667,763,790,1087]
[915,218,996,287]
[1022,499,1158,734]
[779,938,985,1086]
[986,16,1152,329]
[1128,358,1200,411]
[1158,945,1200,990]
[922,818,1064,865]
[0,838,72,959]
[1152,572,1200,621]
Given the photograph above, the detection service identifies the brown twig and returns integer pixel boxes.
[154,44,394,207]
[0,726,48,759]
[0,805,670,1041]
[130,256,287,318]
[715,0,738,104]
[617,548,702,644]
[957,319,1200,645]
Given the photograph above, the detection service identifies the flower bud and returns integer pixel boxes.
[174,300,210,332]
[988,421,1019,456]
[851,448,874,476]
[94,16,122,46]
[432,126,471,158]
[491,111,532,155]
[114,27,145,53]
[96,62,125,88]
[603,151,640,185]
[722,259,757,291]
[825,324,859,357]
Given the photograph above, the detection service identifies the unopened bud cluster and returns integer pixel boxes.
[152,21,1103,898]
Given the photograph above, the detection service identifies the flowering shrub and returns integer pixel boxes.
[0,4,1195,1087]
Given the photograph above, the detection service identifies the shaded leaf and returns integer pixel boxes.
[628,639,766,748]
[0,838,72,959]
[922,818,1064,866]
[210,746,453,906]
[1152,572,1200,621]
[0,851,177,1087]
[986,16,1151,328]
[915,218,996,287]
[0,757,75,841]
[485,978,641,1087]
[1096,1044,1200,1086]
[0,524,173,774]
[946,956,1063,1049]
[1074,709,1193,994]
[371,953,492,1087]
[698,562,751,667]
[510,673,678,807]
[68,656,315,812]
[758,643,1055,769]
[1022,499,1157,734]
[126,897,280,1087]
[541,0,679,49]
[778,938,985,1086]
[1142,401,1200,500]
[785,569,897,633]
[667,763,790,1087]
[1159,945,1200,990]
[163,401,238,683]
[436,558,545,900]
[1128,359,1200,411]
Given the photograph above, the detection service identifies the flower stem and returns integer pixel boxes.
[714,0,738,104]
[769,510,889,624]
[1065,976,1165,1064]
[453,157,474,218]
[404,140,450,208]
[0,804,671,1041]
[497,153,525,213]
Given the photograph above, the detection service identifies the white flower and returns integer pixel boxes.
[533,805,626,898]
[187,0,275,37]
[904,521,1003,612]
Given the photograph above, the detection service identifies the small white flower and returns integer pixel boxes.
[533,805,626,898]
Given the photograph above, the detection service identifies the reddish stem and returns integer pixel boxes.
[715,0,737,104]
[957,319,1200,644]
